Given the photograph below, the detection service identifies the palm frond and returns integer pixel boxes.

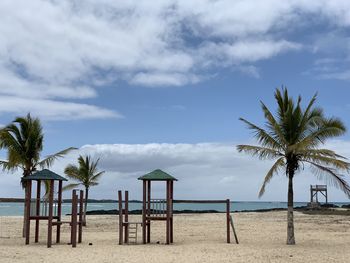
[239,118,282,150]
[90,171,105,182]
[259,157,285,197]
[0,159,19,172]
[236,145,283,160]
[38,147,77,169]
[260,101,287,146]
[302,155,350,171]
[307,161,350,197]
[298,149,347,159]
[64,165,81,180]
[64,155,104,189]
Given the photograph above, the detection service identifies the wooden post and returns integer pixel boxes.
[226,199,230,244]
[310,185,312,203]
[124,191,129,244]
[56,180,62,243]
[47,180,54,248]
[166,180,170,245]
[230,215,239,244]
[170,180,174,243]
[78,190,84,243]
[71,190,78,248]
[118,190,123,245]
[35,180,41,243]
[25,181,32,245]
[142,180,147,244]
[147,181,151,243]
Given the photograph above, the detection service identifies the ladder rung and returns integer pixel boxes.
[127,223,138,244]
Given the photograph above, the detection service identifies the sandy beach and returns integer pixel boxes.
[0,211,349,262]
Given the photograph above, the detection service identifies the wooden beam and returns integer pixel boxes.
[226,199,230,243]
[173,199,229,204]
[145,216,168,221]
[142,181,147,244]
[166,180,170,245]
[29,216,59,220]
[170,180,174,243]
[56,180,62,243]
[25,181,32,245]
[124,191,129,244]
[47,180,54,248]
[35,180,41,243]
[71,190,78,248]
[147,182,151,243]
[78,190,84,243]
[230,215,239,244]
[118,190,123,245]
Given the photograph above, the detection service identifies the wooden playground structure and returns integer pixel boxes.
[23,169,84,248]
[118,169,238,245]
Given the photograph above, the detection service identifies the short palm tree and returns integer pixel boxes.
[237,88,350,245]
[0,113,76,236]
[63,155,105,225]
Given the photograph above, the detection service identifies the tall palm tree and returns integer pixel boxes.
[63,155,105,225]
[0,113,76,236]
[237,88,350,245]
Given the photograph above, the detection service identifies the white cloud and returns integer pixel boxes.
[197,40,301,67]
[0,0,321,95]
[319,70,350,80]
[1,0,350,119]
[131,72,200,87]
[0,66,97,99]
[304,55,350,81]
[2,141,350,201]
[0,96,121,121]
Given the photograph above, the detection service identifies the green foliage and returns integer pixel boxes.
[237,88,350,197]
[0,113,76,188]
[63,155,105,190]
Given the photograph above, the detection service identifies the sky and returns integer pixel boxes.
[1,0,350,202]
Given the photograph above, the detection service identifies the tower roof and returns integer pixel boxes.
[138,169,178,181]
[21,169,67,181]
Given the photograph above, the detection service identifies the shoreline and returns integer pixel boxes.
[84,204,350,216]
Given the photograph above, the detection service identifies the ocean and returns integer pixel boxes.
[1,201,349,216]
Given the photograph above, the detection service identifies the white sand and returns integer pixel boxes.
[1,211,350,262]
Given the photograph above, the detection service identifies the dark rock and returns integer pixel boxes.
[320,203,339,208]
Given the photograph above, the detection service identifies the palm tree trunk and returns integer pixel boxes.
[287,173,295,245]
[83,187,89,226]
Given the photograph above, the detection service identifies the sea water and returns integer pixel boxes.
[1,201,349,216]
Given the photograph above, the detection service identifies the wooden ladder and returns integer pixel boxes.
[127,223,139,244]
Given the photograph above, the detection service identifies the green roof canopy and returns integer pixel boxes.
[138,169,178,181]
[22,169,67,181]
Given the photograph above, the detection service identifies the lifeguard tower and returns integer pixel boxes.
[309,184,328,207]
